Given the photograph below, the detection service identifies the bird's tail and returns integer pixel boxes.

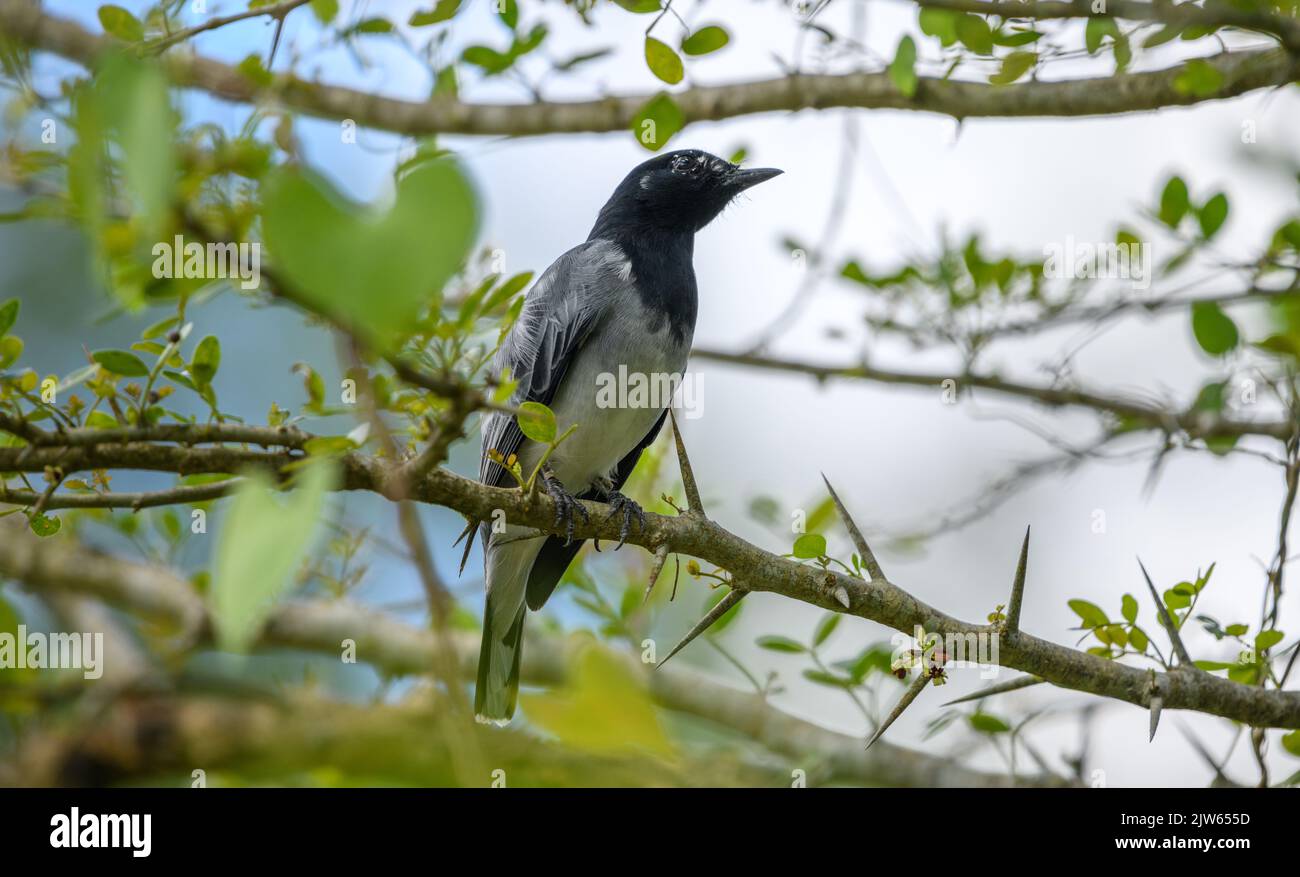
[474,587,526,725]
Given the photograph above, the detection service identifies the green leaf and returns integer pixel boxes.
[261,161,478,347]
[92,349,149,377]
[757,635,806,653]
[236,53,274,87]
[1085,17,1119,54]
[888,36,918,97]
[1068,599,1109,628]
[409,0,461,26]
[1191,301,1239,356]
[613,0,662,12]
[969,713,1010,734]
[0,336,22,369]
[813,612,841,647]
[28,513,61,537]
[97,54,176,238]
[803,669,854,688]
[516,401,557,444]
[956,14,993,54]
[1198,192,1229,238]
[496,0,518,29]
[1129,626,1149,652]
[919,8,959,46]
[1256,629,1284,652]
[1225,623,1249,637]
[1174,59,1224,97]
[631,92,684,152]
[190,335,221,386]
[792,532,827,559]
[98,5,144,42]
[0,299,17,336]
[988,51,1036,85]
[1283,729,1300,757]
[210,461,334,652]
[309,0,339,24]
[681,25,729,56]
[1143,25,1181,48]
[519,645,673,756]
[645,36,684,85]
[1121,593,1138,624]
[1158,176,1189,227]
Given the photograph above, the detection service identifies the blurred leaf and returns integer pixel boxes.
[631,92,684,152]
[1174,59,1224,97]
[969,713,1010,733]
[190,335,221,386]
[1198,192,1229,238]
[681,25,729,56]
[756,635,805,653]
[1121,593,1138,624]
[261,161,477,346]
[409,0,461,26]
[0,298,17,336]
[1191,301,1239,356]
[98,5,143,42]
[919,8,959,46]
[28,514,61,537]
[1159,176,1189,227]
[813,612,841,647]
[520,644,673,756]
[888,36,918,97]
[989,51,1036,85]
[210,461,334,652]
[1256,629,1284,652]
[956,14,993,54]
[1068,599,1108,628]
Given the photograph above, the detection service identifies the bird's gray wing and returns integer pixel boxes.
[479,239,628,488]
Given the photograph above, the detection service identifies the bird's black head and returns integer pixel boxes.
[590,149,782,240]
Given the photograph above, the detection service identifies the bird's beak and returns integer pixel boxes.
[730,167,783,191]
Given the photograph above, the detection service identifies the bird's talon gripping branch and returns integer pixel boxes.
[600,490,646,550]
[541,465,589,545]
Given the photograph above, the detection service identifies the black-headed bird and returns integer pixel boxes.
[471,149,781,723]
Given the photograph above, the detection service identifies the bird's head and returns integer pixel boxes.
[592,149,782,238]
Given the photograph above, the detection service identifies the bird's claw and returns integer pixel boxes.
[542,467,589,545]
[600,491,646,550]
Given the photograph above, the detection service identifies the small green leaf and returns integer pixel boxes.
[988,51,1036,85]
[956,14,993,54]
[919,8,959,46]
[98,4,144,42]
[681,25,729,56]
[0,299,17,336]
[803,669,854,688]
[757,635,806,653]
[29,513,61,537]
[517,401,557,444]
[92,349,150,377]
[1198,192,1229,238]
[1190,301,1239,356]
[190,335,221,386]
[1283,729,1300,757]
[1068,599,1109,628]
[310,0,340,23]
[888,36,918,97]
[645,36,684,85]
[1174,59,1224,97]
[1121,593,1138,624]
[813,612,841,647]
[1159,176,1189,227]
[409,0,461,26]
[496,0,518,29]
[792,533,827,559]
[631,92,684,151]
[969,713,1010,734]
[1129,626,1149,652]
[1256,629,1284,652]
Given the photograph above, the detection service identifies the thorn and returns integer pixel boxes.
[865,669,930,751]
[832,585,850,608]
[1005,525,1031,633]
[643,543,671,604]
[668,409,704,516]
[1137,557,1194,668]
[454,518,477,576]
[655,589,745,670]
[820,473,885,581]
[1149,695,1163,742]
[940,675,1043,707]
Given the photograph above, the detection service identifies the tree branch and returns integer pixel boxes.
[0,0,1295,135]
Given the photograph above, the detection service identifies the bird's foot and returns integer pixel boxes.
[541,465,589,545]
[598,491,646,551]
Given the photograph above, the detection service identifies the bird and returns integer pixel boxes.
[468,148,782,724]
